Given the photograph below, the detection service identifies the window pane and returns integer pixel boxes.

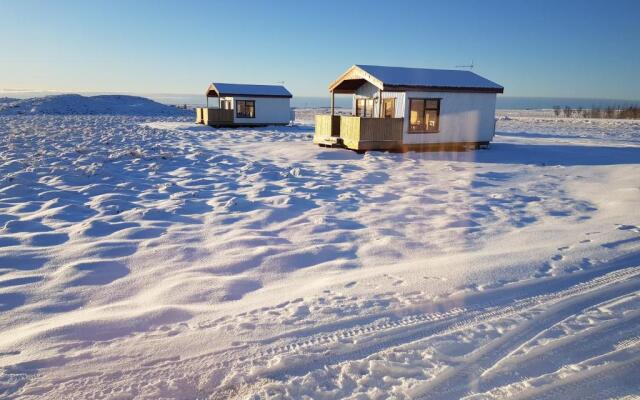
[410,99,424,126]
[365,99,373,118]
[237,101,245,115]
[425,110,439,131]
[384,99,394,118]
[356,99,365,117]
[247,101,255,117]
[425,100,439,109]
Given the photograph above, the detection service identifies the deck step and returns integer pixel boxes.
[317,136,345,148]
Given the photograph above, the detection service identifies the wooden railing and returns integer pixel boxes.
[196,108,234,125]
[313,115,340,143]
[204,108,234,124]
[340,116,403,149]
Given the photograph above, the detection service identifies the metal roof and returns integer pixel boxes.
[331,65,504,93]
[207,83,292,98]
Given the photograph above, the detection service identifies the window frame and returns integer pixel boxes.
[220,99,232,110]
[235,99,256,119]
[383,98,395,118]
[408,98,441,134]
[355,98,374,118]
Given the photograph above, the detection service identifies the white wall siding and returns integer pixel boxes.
[231,96,291,124]
[401,92,496,144]
[354,82,379,98]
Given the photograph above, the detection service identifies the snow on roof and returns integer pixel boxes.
[208,83,292,98]
[355,65,503,92]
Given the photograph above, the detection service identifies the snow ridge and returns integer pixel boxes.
[0,94,191,116]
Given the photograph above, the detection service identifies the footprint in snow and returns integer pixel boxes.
[534,262,553,278]
[423,276,447,282]
[617,224,640,233]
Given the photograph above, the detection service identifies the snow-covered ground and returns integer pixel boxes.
[0,108,639,399]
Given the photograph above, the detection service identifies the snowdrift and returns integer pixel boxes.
[0,94,191,116]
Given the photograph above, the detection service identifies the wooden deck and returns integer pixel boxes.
[195,108,234,126]
[313,115,341,145]
[314,115,404,151]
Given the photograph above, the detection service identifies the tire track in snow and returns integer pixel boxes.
[18,265,640,399]
[251,258,640,362]
[480,311,640,391]
[241,265,640,384]
[488,348,640,400]
[411,272,640,399]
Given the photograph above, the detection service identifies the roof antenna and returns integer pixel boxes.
[455,60,474,70]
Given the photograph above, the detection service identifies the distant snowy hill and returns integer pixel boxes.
[0,97,19,104]
[0,94,191,116]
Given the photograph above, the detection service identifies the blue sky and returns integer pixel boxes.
[1,0,639,99]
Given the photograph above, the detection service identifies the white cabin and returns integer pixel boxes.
[196,83,292,127]
[314,65,504,151]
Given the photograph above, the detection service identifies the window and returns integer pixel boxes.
[383,98,395,118]
[355,98,374,118]
[409,98,440,133]
[236,100,255,118]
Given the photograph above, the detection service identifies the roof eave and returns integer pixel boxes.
[205,83,219,97]
[215,93,292,98]
[329,65,384,92]
[383,84,504,94]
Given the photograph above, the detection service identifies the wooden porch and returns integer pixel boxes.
[314,115,404,151]
[195,108,234,126]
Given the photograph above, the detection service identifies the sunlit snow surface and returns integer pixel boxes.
[0,109,639,399]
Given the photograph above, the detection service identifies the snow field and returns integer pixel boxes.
[0,109,639,398]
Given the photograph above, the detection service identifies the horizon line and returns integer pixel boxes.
[1,89,639,103]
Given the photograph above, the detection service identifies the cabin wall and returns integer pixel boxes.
[354,82,379,98]
[401,92,497,144]
[231,96,292,125]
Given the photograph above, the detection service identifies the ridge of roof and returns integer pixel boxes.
[354,65,503,92]
[207,83,292,98]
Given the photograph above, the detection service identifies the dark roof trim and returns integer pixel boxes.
[208,92,293,98]
[384,84,504,94]
[206,83,293,98]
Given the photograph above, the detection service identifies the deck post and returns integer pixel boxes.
[330,90,335,116]
[378,89,383,118]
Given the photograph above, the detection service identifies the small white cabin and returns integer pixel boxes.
[314,65,504,151]
[196,83,293,127]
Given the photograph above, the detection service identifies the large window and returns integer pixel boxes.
[236,100,255,118]
[383,98,395,118]
[409,98,440,133]
[355,98,375,118]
